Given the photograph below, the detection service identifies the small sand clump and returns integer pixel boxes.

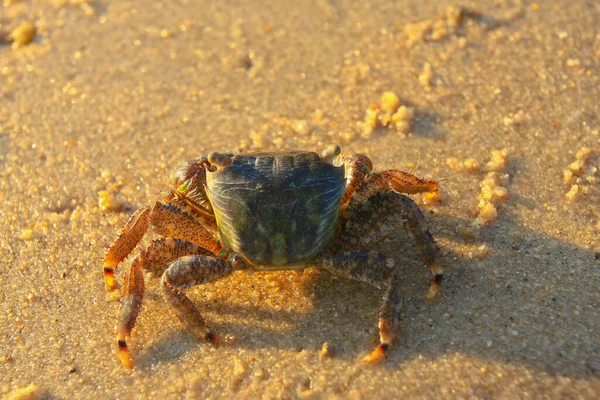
[19,228,34,240]
[4,384,40,400]
[563,147,598,201]
[320,342,332,359]
[484,149,509,172]
[564,185,579,201]
[450,149,510,228]
[228,357,248,391]
[358,92,415,138]
[392,106,414,134]
[446,157,462,172]
[10,22,37,49]
[473,172,510,227]
[361,105,380,137]
[419,63,435,90]
[404,6,465,46]
[503,110,527,127]
[98,191,121,212]
[379,92,400,113]
[446,157,481,173]
[463,158,481,171]
[98,183,125,212]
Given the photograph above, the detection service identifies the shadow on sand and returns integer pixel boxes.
[129,206,598,380]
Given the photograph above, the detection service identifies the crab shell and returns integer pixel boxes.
[205,151,346,269]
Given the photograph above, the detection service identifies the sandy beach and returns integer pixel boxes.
[1,0,599,398]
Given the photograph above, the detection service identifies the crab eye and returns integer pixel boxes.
[208,152,233,169]
[321,145,341,163]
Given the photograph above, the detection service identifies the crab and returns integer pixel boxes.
[103,145,443,369]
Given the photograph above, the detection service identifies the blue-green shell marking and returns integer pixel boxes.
[205,151,346,268]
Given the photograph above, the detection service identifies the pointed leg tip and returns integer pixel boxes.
[362,343,389,365]
[120,355,133,370]
[426,272,443,301]
[425,283,440,301]
[118,341,133,369]
[105,278,117,291]
[205,331,221,346]
[103,267,117,290]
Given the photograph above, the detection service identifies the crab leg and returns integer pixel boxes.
[150,202,220,254]
[342,171,438,222]
[315,250,401,364]
[368,271,403,364]
[161,255,247,346]
[339,192,444,300]
[116,257,143,369]
[104,207,151,290]
[104,202,220,290]
[335,153,374,205]
[380,170,438,194]
[115,238,213,369]
[138,238,214,278]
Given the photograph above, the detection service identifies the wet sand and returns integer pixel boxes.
[1,0,599,398]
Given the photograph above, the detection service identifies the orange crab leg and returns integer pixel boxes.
[341,170,438,221]
[326,191,443,363]
[363,271,403,364]
[115,238,215,369]
[104,207,151,289]
[103,202,220,290]
[315,250,400,364]
[149,202,221,254]
[161,254,248,344]
[340,191,444,301]
[339,164,443,299]
[335,153,374,206]
[380,170,438,194]
[117,257,144,369]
